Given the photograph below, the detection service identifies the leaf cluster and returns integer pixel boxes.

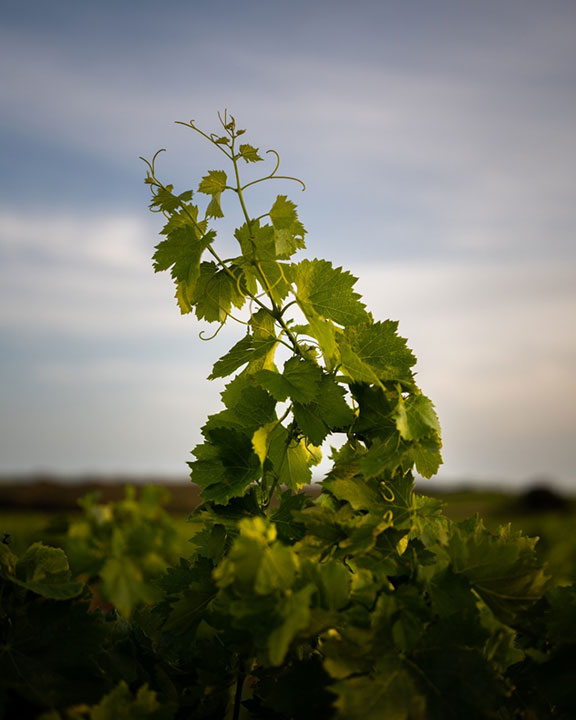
[139,113,576,718]
[1,113,574,719]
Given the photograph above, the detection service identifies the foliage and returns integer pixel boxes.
[1,113,575,718]
[65,486,189,617]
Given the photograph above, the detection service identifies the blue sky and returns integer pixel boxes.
[1,0,575,488]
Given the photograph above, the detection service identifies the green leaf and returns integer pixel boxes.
[323,475,383,513]
[238,143,263,163]
[292,259,368,326]
[254,357,323,403]
[408,438,443,478]
[209,332,278,379]
[270,490,311,543]
[90,681,168,720]
[213,516,276,590]
[314,559,351,610]
[150,185,193,213]
[205,375,277,436]
[255,542,299,594]
[411,621,505,720]
[351,383,396,441]
[395,393,441,441]
[190,428,261,503]
[153,228,215,283]
[192,261,246,323]
[268,584,314,666]
[293,375,354,445]
[163,582,217,634]
[174,280,193,314]
[359,435,402,479]
[0,541,17,574]
[269,195,300,230]
[198,170,227,196]
[159,204,205,236]
[333,670,425,720]
[198,170,227,218]
[449,517,550,624]
[235,221,276,260]
[269,195,306,258]
[249,310,281,371]
[100,556,160,617]
[546,586,576,648]
[12,542,84,600]
[338,321,416,386]
[235,221,292,302]
[188,524,227,563]
[252,421,278,466]
[267,424,320,491]
[306,316,339,368]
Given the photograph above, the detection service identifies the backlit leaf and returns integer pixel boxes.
[254,357,323,403]
[193,261,246,323]
[269,195,306,258]
[209,332,278,379]
[292,259,368,326]
[238,143,263,163]
[338,321,416,386]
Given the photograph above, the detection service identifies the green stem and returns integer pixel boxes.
[232,670,245,720]
[264,476,279,513]
[231,144,305,357]
[175,120,233,159]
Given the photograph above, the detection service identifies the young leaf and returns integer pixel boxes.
[150,185,193,213]
[198,169,227,218]
[269,195,306,258]
[292,259,368,326]
[238,143,263,163]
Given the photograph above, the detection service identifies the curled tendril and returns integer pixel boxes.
[383,510,394,525]
[199,323,224,341]
[175,118,233,159]
[267,149,281,176]
[241,149,306,192]
[225,311,249,326]
[139,148,166,179]
[232,268,248,301]
[380,482,396,503]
